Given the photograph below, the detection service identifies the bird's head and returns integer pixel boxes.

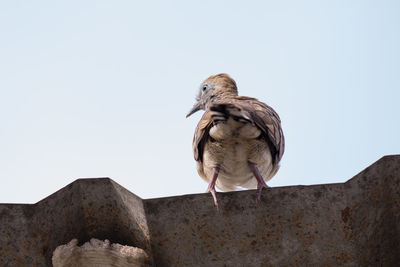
[186,73,238,118]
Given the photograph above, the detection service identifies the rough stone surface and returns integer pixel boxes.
[52,238,149,267]
[0,155,400,266]
[0,179,150,266]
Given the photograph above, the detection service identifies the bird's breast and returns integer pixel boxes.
[201,118,273,191]
[202,138,272,191]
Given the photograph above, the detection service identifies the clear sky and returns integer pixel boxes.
[1,1,399,203]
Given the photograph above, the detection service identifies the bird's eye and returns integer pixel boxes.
[202,85,208,92]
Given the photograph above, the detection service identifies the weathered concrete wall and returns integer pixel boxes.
[344,156,400,266]
[0,179,150,266]
[1,155,400,266]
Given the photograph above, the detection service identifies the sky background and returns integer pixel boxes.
[1,1,399,203]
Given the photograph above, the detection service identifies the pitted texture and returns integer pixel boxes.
[0,155,400,266]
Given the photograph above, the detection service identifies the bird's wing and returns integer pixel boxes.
[192,97,284,164]
[192,111,213,162]
[208,97,285,164]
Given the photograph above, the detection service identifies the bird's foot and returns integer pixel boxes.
[206,186,219,208]
[206,166,220,208]
[249,162,269,204]
[256,181,269,203]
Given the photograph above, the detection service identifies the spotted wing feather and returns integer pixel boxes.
[192,97,284,165]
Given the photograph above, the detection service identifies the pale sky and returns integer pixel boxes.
[1,1,399,203]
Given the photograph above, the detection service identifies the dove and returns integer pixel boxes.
[186,74,284,207]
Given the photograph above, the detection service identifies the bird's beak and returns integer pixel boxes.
[186,102,202,118]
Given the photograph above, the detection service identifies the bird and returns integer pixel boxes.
[186,73,284,207]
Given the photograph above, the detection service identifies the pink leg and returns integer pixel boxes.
[206,166,220,207]
[249,162,269,203]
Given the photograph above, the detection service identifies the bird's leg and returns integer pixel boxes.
[249,162,269,203]
[206,166,220,207]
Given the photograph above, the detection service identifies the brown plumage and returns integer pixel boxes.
[186,74,284,206]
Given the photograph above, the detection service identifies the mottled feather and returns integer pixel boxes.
[187,73,284,197]
[193,96,284,167]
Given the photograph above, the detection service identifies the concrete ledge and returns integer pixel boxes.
[1,155,400,266]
